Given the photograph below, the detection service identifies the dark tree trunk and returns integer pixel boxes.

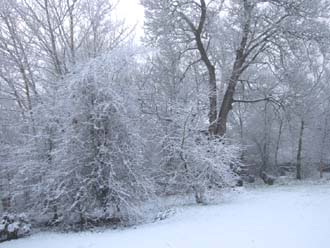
[215,76,237,136]
[192,0,218,135]
[207,65,218,135]
[215,51,245,136]
[213,0,251,136]
[275,119,283,168]
[296,120,304,180]
[320,163,324,179]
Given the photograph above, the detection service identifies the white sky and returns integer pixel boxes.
[117,0,145,37]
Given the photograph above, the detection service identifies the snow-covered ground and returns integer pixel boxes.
[2,183,330,248]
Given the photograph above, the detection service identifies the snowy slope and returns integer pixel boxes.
[2,184,330,248]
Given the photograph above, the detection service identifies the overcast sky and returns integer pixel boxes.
[117,0,144,37]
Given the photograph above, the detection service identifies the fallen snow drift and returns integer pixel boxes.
[2,184,330,248]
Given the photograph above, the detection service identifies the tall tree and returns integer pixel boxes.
[142,0,330,137]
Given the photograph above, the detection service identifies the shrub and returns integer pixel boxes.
[0,214,31,242]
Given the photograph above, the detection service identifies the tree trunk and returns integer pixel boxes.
[275,119,283,168]
[193,185,206,204]
[296,120,304,180]
[194,42,217,135]
[68,0,76,64]
[182,0,218,135]
[320,163,324,179]
[213,0,251,136]
[238,104,245,160]
[44,0,63,75]
[207,65,218,135]
[319,107,329,178]
[215,55,243,136]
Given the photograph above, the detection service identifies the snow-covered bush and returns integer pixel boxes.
[160,132,240,203]
[33,54,154,229]
[0,50,155,230]
[147,105,241,204]
[0,214,31,242]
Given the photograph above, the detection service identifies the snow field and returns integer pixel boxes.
[2,184,330,248]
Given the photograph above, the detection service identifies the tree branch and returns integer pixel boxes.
[233,97,271,104]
